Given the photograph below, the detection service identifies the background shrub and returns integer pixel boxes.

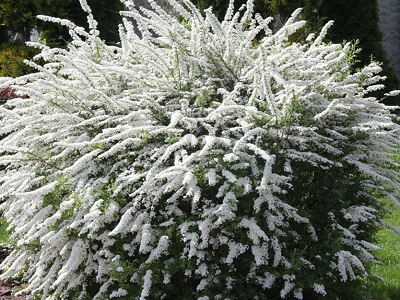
[0,43,39,77]
[0,0,399,299]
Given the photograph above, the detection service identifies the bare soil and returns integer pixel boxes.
[0,282,26,300]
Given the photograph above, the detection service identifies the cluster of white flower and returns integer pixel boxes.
[0,0,398,299]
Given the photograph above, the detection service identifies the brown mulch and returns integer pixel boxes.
[0,246,27,300]
[0,282,26,300]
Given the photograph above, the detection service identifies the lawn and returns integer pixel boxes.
[367,200,400,300]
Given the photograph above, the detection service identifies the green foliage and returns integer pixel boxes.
[0,217,9,245]
[0,26,8,44]
[0,0,123,92]
[42,177,71,210]
[0,43,39,77]
[267,0,323,14]
[267,0,324,26]
[0,0,38,40]
[0,0,122,44]
[38,0,124,45]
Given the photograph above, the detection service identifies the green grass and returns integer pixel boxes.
[367,201,400,300]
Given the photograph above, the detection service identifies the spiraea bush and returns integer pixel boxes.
[0,0,399,299]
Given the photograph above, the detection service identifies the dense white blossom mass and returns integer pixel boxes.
[0,0,399,299]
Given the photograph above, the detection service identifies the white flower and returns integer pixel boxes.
[140,270,153,300]
[313,283,327,296]
[110,288,128,298]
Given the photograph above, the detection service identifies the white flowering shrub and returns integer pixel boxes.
[0,0,399,299]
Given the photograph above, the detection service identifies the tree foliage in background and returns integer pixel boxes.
[0,0,41,77]
[38,0,124,45]
[0,0,123,44]
[0,26,9,44]
[0,0,41,42]
[0,43,39,77]
[267,0,323,27]
[0,0,123,77]
[0,0,399,299]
